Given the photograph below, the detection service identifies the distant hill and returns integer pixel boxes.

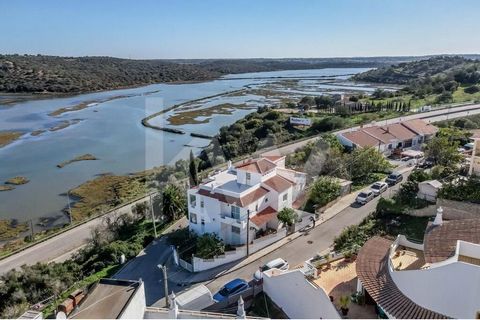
[1,54,480,94]
[0,55,220,93]
[353,55,480,84]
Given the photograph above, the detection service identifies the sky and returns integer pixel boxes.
[1,0,479,59]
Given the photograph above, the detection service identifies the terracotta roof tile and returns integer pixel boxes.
[236,158,276,174]
[356,236,448,319]
[402,119,438,136]
[262,155,285,162]
[362,126,398,144]
[250,206,277,226]
[423,218,480,264]
[197,186,269,207]
[383,123,417,140]
[263,175,294,193]
[341,130,381,148]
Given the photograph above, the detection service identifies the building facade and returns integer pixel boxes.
[187,156,306,246]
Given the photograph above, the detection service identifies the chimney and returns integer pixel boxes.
[236,296,246,319]
[228,160,233,171]
[168,291,179,319]
[433,207,443,226]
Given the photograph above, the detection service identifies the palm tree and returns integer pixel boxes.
[161,184,186,221]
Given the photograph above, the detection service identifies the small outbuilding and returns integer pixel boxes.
[417,180,443,202]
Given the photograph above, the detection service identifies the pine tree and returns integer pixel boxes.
[189,150,198,187]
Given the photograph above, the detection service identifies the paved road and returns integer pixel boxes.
[0,195,153,274]
[1,102,478,274]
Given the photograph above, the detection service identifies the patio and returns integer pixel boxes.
[391,247,427,270]
[313,259,377,319]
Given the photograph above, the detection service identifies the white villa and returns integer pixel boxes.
[469,138,480,176]
[187,156,306,246]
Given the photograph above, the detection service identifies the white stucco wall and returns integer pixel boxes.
[119,281,146,319]
[263,269,340,319]
[391,261,480,318]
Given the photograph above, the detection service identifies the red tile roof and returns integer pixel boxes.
[197,186,269,207]
[236,158,276,174]
[263,175,294,193]
[262,155,285,163]
[362,126,398,144]
[423,219,480,264]
[250,206,277,227]
[342,130,382,148]
[402,119,438,136]
[382,123,417,141]
[356,236,448,319]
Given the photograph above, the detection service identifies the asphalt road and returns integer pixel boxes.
[1,102,478,274]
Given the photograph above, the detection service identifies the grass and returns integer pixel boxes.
[0,219,28,241]
[0,185,15,192]
[5,176,29,185]
[69,173,149,221]
[167,103,252,125]
[57,154,98,168]
[0,131,23,148]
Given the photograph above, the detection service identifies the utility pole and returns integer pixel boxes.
[246,210,251,256]
[158,264,169,308]
[67,190,73,224]
[150,193,158,238]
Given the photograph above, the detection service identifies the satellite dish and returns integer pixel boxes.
[56,311,67,319]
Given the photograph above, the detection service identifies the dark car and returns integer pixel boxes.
[386,172,403,186]
[213,278,250,302]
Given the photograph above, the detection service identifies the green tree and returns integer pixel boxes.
[277,208,297,226]
[309,176,341,207]
[195,233,225,259]
[346,147,392,181]
[189,150,198,187]
[161,184,187,221]
[424,136,462,167]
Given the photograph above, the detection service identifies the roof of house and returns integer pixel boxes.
[263,175,294,193]
[362,126,398,144]
[419,180,443,189]
[383,123,417,140]
[341,130,382,147]
[70,279,141,319]
[250,206,277,227]
[424,218,480,264]
[236,158,276,174]
[356,237,448,319]
[198,186,269,207]
[402,119,439,136]
[262,155,285,163]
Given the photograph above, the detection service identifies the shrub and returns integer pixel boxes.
[277,208,298,226]
[195,233,225,259]
[464,85,480,94]
[309,176,341,208]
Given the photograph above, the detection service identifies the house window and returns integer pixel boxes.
[265,198,268,203]
[200,200,204,208]
[189,194,196,207]
[232,226,240,234]
[255,204,258,211]
[283,193,288,202]
[201,218,205,225]
[246,172,251,182]
[190,213,197,224]
[231,206,241,219]
[388,144,392,150]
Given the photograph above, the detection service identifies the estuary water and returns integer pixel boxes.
[0,68,375,224]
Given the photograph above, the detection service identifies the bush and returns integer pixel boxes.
[277,208,298,226]
[464,85,480,94]
[195,233,225,259]
[309,176,341,208]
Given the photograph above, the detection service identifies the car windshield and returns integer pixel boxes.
[388,174,398,179]
[261,265,271,271]
[218,287,230,296]
[371,184,381,190]
[358,192,368,197]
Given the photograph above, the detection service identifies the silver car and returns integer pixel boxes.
[370,181,388,196]
[355,190,374,205]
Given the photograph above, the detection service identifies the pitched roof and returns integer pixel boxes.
[250,206,277,227]
[402,119,438,136]
[263,175,294,193]
[341,130,381,148]
[356,237,448,319]
[362,126,398,144]
[423,218,480,264]
[262,155,285,163]
[236,158,276,174]
[197,186,269,207]
[383,123,417,140]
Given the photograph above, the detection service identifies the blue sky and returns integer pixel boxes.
[1,0,479,59]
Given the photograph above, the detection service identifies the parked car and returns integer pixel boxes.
[213,279,250,302]
[254,258,289,280]
[386,172,403,186]
[355,190,374,205]
[370,181,388,196]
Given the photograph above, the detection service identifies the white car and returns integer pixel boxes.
[370,181,388,196]
[254,258,289,280]
[355,190,374,205]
